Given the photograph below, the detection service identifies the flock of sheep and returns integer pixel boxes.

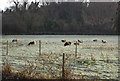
[12,39,35,46]
[61,39,107,46]
[11,38,107,46]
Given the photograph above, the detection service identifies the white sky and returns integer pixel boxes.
[0,0,37,10]
[0,0,11,10]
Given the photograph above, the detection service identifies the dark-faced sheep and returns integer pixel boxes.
[102,40,107,43]
[61,40,67,42]
[12,39,17,42]
[93,39,97,42]
[74,41,80,45]
[64,42,71,46]
[28,41,35,46]
[78,40,83,43]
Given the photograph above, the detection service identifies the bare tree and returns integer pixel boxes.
[12,0,19,11]
[22,0,28,10]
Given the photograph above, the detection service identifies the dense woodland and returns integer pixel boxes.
[1,1,119,35]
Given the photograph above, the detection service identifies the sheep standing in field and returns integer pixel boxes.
[64,42,71,46]
[78,40,83,43]
[61,40,67,42]
[102,40,107,43]
[93,39,97,42]
[28,41,35,46]
[12,39,17,42]
[74,41,80,45]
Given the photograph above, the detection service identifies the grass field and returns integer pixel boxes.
[1,35,119,80]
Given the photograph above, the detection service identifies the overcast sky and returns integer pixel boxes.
[0,0,36,10]
[0,0,10,10]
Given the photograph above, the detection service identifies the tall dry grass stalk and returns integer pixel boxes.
[101,52,110,63]
[91,54,96,61]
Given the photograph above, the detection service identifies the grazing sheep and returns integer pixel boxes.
[64,42,71,46]
[12,39,17,42]
[28,41,35,46]
[102,40,107,43]
[74,41,80,45]
[78,40,83,43]
[93,39,97,42]
[61,40,67,42]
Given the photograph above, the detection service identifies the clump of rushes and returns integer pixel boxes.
[16,69,52,79]
[64,67,72,79]
[15,60,53,79]
[59,67,72,79]
[2,59,53,79]
[2,59,13,79]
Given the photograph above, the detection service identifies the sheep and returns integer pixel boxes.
[64,42,71,46]
[74,41,80,45]
[93,39,97,42]
[102,40,107,43]
[61,40,67,42]
[78,40,83,43]
[28,41,35,46]
[12,39,17,42]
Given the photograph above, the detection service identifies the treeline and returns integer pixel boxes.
[1,1,119,35]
